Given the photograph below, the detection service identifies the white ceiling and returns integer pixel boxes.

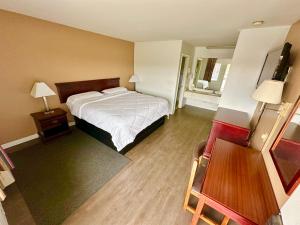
[0,0,299,46]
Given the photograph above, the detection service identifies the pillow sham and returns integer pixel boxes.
[66,91,103,104]
[102,87,128,94]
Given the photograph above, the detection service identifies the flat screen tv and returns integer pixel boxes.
[257,42,292,87]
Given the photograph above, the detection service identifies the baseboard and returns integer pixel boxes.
[1,122,75,149]
[1,134,39,149]
[185,100,218,111]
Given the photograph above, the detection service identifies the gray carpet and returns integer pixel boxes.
[9,128,130,225]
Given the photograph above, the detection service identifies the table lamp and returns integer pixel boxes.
[129,74,140,91]
[31,82,56,114]
[250,80,284,137]
[252,80,284,111]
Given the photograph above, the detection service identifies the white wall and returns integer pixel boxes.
[281,186,300,225]
[0,202,8,225]
[175,41,195,107]
[134,40,183,113]
[181,42,194,68]
[219,26,290,116]
[194,47,234,58]
[192,47,234,71]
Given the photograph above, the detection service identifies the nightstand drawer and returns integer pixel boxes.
[40,116,67,130]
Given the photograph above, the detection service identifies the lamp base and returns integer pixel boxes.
[42,96,54,114]
[44,110,55,115]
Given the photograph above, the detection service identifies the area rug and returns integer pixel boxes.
[9,128,130,225]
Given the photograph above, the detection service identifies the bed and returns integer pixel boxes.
[55,78,169,154]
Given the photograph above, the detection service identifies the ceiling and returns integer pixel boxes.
[0,0,299,46]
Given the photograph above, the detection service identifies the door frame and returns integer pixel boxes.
[173,54,190,111]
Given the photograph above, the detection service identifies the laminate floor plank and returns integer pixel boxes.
[63,106,214,225]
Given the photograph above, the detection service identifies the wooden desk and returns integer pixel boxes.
[191,139,279,225]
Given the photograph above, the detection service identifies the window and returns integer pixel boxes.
[220,64,231,92]
[211,63,222,81]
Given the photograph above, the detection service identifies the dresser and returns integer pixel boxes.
[204,107,251,158]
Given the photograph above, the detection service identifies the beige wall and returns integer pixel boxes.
[251,20,300,207]
[0,10,134,144]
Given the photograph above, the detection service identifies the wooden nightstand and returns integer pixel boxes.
[31,108,71,142]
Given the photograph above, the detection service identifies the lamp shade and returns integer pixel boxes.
[30,82,56,98]
[252,80,284,104]
[129,74,140,83]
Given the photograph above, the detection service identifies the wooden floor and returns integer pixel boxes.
[4,106,217,225]
[63,106,215,225]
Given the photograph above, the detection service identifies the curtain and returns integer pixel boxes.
[203,58,217,82]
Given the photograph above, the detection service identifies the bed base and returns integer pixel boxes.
[74,116,166,155]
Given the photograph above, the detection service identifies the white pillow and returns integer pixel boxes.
[67,91,103,104]
[102,87,128,94]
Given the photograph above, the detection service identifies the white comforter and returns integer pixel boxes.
[67,91,169,151]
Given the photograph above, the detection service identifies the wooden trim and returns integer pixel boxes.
[270,96,300,195]
[271,97,300,150]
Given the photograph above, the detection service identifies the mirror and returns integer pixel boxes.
[270,97,300,194]
[190,58,231,96]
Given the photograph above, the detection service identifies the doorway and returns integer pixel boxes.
[175,54,190,109]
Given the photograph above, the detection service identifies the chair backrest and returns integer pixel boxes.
[192,142,206,164]
[184,141,208,211]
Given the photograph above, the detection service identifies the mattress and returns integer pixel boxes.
[67,91,169,151]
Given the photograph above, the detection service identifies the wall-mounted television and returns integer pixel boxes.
[257,42,292,87]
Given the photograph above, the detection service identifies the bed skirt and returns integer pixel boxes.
[74,116,166,154]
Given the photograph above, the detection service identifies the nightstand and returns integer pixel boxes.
[31,108,71,142]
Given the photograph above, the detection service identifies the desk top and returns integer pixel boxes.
[202,139,278,225]
[214,107,251,129]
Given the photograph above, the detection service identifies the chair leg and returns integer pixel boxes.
[221,216,230,225]
[191,196,205,225]
[183,162,197,210]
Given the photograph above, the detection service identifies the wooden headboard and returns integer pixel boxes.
[55,78,120,103]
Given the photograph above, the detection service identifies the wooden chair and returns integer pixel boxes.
[183,142,229,225]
